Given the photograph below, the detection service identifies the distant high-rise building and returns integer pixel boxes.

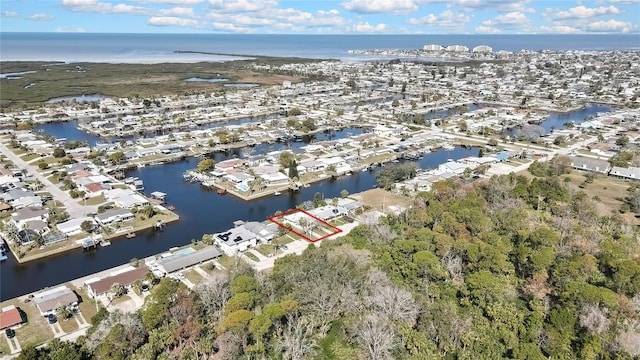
[423,44,444,51]
[472,45,493,53]
[446,45,469,53]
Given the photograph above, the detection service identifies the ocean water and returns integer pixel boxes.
[1,33,639,64]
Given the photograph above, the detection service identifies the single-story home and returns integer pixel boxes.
[94,208,134,226]
[156,247,221,274]
[85,266,148,299]
[0,305,23,330]
[34,285,78,316]
[569,156,611,174]
[56,217,96,236]
[610,166,640,180]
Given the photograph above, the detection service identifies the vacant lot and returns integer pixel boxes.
[351,188,413,211]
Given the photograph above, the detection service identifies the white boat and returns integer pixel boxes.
[442,144,455,150]
[274,191,281,196]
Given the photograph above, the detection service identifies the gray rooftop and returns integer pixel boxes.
[157,247,221,273]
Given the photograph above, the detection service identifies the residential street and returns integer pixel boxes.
[0,142,99,218]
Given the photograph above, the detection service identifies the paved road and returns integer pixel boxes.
[0,142,99,218]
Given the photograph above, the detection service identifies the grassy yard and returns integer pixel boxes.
[198,262,219,275]
[244,252,259,262]
[81,195,106,206]
[20,153,39,162]
[110,295,132,306]
[58,315,79,333]
[75,287,99,324]
[0,335,11,357]
[255,244,276,257]
[0,299,52,349]
[183,269,203,284]
[217,255,249,270]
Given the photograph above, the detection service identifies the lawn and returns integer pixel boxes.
[75,287,99,324]
[81,194,106,206]
[244,252,259,262]
[110,295,132,306]
[255,244,276,257]
[183,269,203,284]
[58,315,79,333]
[197,262,219,275]
[217,255,248,271]
[0,335,10,357]
[20,153,39,162]
[0,298,52,349]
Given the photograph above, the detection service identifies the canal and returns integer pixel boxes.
[2,121,478,300]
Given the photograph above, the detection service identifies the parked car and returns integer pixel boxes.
[47,314,57,324]
[5,328,15,339]
[280,245,288,250]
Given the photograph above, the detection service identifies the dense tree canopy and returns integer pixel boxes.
[24,170,640,359]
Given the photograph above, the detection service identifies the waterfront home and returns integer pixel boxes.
[104,188,149,209]
[0,305,24,331]
[243,221,279,242]
[438,161,471,176]
[258,171,289,187]
[33,285,78,316]
[56,217,96,236]
[11,207,48,229]
[155,247,221,275]
[569,156,611,174]
[225,171,254,185]
[214,225,257,256]
[85,266,148,299]
[94,208,134,226]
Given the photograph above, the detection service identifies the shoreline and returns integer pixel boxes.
[6,213,180,265]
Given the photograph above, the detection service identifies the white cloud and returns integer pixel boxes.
[482,11,530,29]
[211,22,254,33]
[342,0,419,14]
[61,0,147,14]
[587,19,636,33]
[148,16,198,26]
[29,13,55,21]
[56,26,87,32]
[537,25,583,34]
[1,11,19,17]
[354,22,387,32]
[135,0,203,4]
[208,0,277,12]
[409,10,470,30]
[456,0,524,10]
[548,5,621,20]
[159,7,195,16]
[475,25,501,34]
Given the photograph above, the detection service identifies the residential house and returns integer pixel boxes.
[85,266,148,299]
[156,247,221,275]
[214,226,257,256]
[11,207,48,229]
[104,188,149,209]
[94,208,134,226]
[33,285,78,316]
[56,217,96,236]
[569,156,611,174]
[0,306,23,330]
[610,166,640,180]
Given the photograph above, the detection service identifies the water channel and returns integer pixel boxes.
[2,119,479,300]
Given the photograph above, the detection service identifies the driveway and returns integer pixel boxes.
[3,331,21,355]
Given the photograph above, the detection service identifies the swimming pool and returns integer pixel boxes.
[173,247,195,256]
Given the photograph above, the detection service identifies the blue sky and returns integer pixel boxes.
[1,0,638,34]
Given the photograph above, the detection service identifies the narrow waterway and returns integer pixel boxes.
[3,120,477,300]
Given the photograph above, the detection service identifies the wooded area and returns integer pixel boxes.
[17,165,640,359]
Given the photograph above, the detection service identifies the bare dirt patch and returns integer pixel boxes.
[351,188,412,211]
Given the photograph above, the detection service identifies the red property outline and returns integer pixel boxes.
[268,208,342,243]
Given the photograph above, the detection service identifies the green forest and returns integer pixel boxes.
[19,166,640,359]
